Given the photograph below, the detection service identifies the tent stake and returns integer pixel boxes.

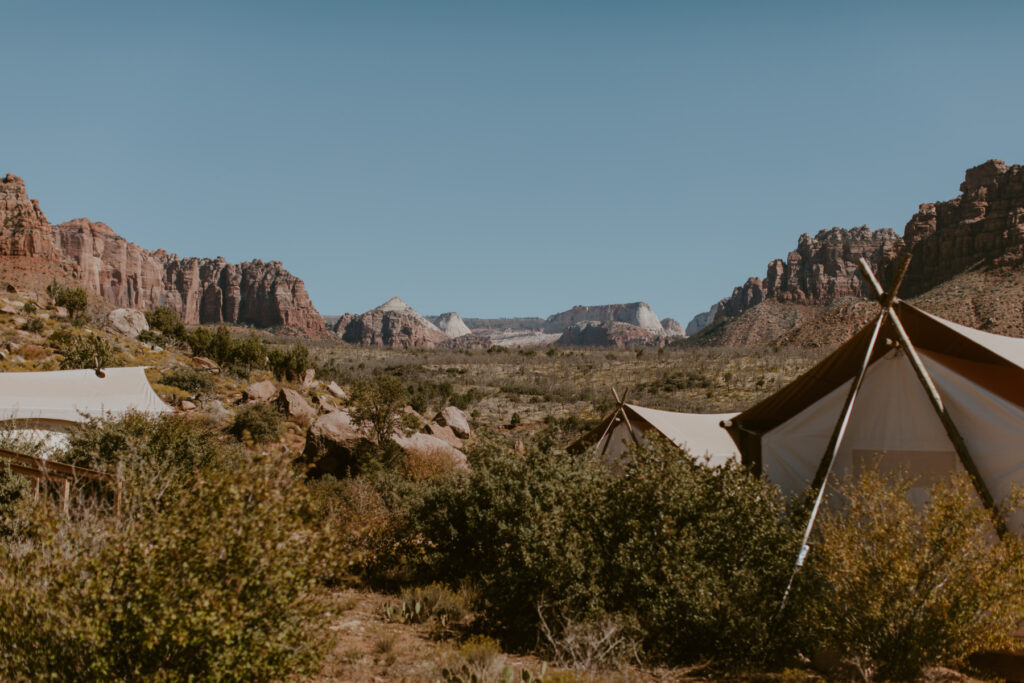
[886,306,1006,536]
[776,310,886,618]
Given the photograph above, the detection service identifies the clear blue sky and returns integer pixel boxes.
[3,1,1023,324]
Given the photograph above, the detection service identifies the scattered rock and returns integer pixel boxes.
[393,432,469,471]
[436,406,472,439]
[55,306,68,318]
[316,395,339,413]
[326,381,347,400]
[0,305,17,315]
[180,400,197,411]
[276,388,317,425]
[423,422,463,449]
[301,411,366,477]
[244,380,277,402]
[301,368,317,388]
[191,356,220,373]
[108,308,149,338]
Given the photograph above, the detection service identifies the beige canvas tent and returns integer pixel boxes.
[570,399,740,468]
[0,367,173,450]
[725,285,1024,533]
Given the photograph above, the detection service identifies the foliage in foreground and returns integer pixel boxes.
[399,437,801,665]
[793,470,1024,681]
[0,414,335,681]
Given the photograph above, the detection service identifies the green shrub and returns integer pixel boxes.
[601,441,799,663]
[144,306,187,339]
[405,436,799,664]
[792,470,1024,681]
[0,443,334,680]
[158,367,214,395]
[230,401,283,444]
[55,286,88,320]
[50,330,119,370]
[21,301,37,315]
[268,341,310,381]
[384,582,470,626]
[20,316,44,334]
[63,412,222,477]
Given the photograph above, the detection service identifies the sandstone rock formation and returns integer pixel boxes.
[686,302,722,336]
[555,321,665,348]
[107,308,149,338]
[686,159,1024,346]
[0,173,326,337]
[393,432,469,471]
[661,318,686,337]
[334,297,452,348]
[544,302,665,335]
[434,311,473,338]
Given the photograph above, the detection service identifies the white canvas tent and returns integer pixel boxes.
[0,367,173,450]
[725,261,1024,534]
[571,400,740,469]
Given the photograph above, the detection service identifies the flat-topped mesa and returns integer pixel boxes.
[899,159,1024,296]
[543,302,665,335]
[0,174,326,336]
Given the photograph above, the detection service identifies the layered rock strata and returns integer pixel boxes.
[544,302,665,335]
[0,174,326,336]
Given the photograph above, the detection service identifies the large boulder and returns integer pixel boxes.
[301,411,367,477]
[108,308,149,338]
[326,381,347,400]
[423,422,463,449]
[244,380,277,402]
[437,405,472,439]
[394,432,469,472]
[276,388,317,425]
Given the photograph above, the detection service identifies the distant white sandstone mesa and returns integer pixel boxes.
[434,312,473,338]
[685,301,722,337]
[542,302,667,335]
[661,318,687,338]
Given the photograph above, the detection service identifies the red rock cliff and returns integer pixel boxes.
[0,173,326,336]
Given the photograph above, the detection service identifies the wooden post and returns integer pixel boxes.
[776,311,886,618]
[886,307,1006,535]
[61,478,71,515]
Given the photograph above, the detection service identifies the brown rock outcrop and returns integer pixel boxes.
[555,321,665,348]
[276,388,317,425]
[301,411,368,477]
[335,297,451,348]
[899,159,1024,296]
[0,174,326,337]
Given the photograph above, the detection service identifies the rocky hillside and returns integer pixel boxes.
[0,173,326,336]
[687,159,1024,345]
[555,320,665,349]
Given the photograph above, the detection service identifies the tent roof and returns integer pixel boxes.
[623,404,739,457]
[0,367,173,424]
[730,300,1024,437]
[569,402,738,460]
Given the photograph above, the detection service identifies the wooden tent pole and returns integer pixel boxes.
[886,307,1006,535]
[775,310,886,618]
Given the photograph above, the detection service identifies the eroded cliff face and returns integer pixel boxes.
[0,174,326,336]
[716,226,904,319]
[900,159,1024,296]
[688,159,1024,339]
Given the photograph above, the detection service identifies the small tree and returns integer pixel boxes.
[45,279,62,306]
[55,286,88,320]
[268,342,311,382]
[144,306,187,340]
[51,331,118,370]
[348,375,407,447]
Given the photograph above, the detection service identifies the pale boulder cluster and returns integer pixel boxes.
[238,370,471,477]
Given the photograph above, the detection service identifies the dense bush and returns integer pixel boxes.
[158,367,214,395]
[230,401,283,444]
[381,436,803,664]
[0,417,334,680]
[144,306,188,341]
[792,470,1024,681]
[54,285,88,320]
[268,341,311,381]
[50,329,119,370]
